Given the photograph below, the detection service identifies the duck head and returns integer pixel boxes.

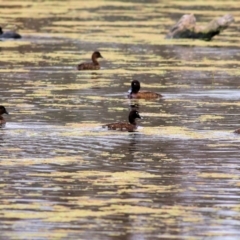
[129,80,141,94]
[0,106,8,115]
[92,51,103,59]
[129,109,141,125]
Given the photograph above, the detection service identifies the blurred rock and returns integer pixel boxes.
[166,14,234,41]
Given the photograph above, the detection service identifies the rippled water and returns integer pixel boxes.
[1,0,240,239]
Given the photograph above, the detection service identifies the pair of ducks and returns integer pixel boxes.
[105,80,161,131]
[77,51,161,97]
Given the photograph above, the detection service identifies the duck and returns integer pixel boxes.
[0,106,9,125]
[104,109,142,132]
[77,51,103,70]
[128,80,162,99]
[0,27,21,39]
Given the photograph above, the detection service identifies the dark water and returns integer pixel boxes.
[0,0,240,239]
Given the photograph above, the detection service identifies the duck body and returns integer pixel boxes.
[77,63,100,70]
[104,109,141,132]
[0,27,21,39]
[0,106,9,125]
[130,91,162,99]
[105,122,138,132]
[77,51,103,70]
[128,80,162,99]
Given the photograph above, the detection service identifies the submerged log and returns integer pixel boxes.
[166,14,234,41]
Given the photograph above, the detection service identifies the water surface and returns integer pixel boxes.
[1,0,240,239]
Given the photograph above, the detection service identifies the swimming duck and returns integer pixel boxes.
[128,80,162,99]
[0,106,9,125]
[0,27,21,39]
[104,109,142,132]
[77,51,103,70]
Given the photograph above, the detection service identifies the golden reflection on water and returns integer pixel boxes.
[0,0,240,239]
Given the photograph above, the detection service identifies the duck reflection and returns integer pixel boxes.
[129,103,139,111]
[90,73,103,90]
[128,133,139,153]
[127,97,140,110]
[91,72,101,79]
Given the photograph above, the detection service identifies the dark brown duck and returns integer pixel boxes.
[104,109,142,132]
[0,106,9,125]
[77,51,103,70]
[128,80,162,99]
[0,27,21,39]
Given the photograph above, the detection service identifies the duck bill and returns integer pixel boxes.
[4,110,9,115]
[100,54,103,58]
